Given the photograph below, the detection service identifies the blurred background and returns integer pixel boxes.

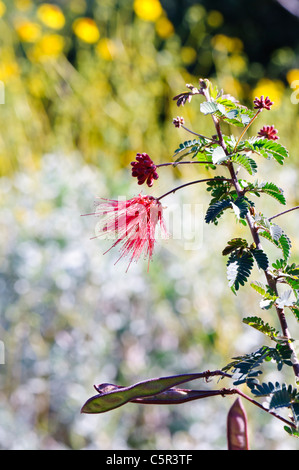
[0,0,299,450]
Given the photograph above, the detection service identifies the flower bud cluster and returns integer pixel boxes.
[131,153,159,187]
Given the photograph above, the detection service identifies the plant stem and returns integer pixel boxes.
[269,205,299,221]
[156,178,232,201]
[156,161,213,168]
[181,125,218,143]
[227,159,299,379]
[233,110,261,152]
[132,387,297,428]
[228,388,297,429]
[201,84,299,380]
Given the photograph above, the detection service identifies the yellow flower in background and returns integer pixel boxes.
[212,34,243,53]
[30,34,65,61]
[37,3,65,30]
[96,38,118,61]
[134,0,163,22]
[155,16,174,39]
[72,17,100,43]
[181,46,197,65]
[206,10,223,28]
[286,68,299,85]
[15,20,41,42]
[252,78,284,107]
[0,1,6,17]
[0,61,20,83]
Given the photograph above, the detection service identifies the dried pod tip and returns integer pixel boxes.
[227,397,249,450]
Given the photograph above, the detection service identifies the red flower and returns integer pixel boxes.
[131,153,159,187]
[253,95,274,111]
[92,194,167,271]
[257,125,279,140]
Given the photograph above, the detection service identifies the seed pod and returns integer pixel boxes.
[227,398,249,450]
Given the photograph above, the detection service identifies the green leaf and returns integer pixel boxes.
[251,382,298,416]
[285,263,299,276]
[212,146,229,164]
[223,344,294,387]
[284,426,299,438]
[270,224,283,241]
[206,177,231,203]
[226,251,254,291]
[245,181,286,205]
[173,138,207,162]
[222,238,248,256]
[285,277,299,297]
[272,258,287,270]
[250,281,278,309]
[268,383,298,410]
[205,198,232,224]
[231,153,258,175]
[276,289,295,309]
[215,97,255,127]
[243,316,280,340]
[250,381,276,397]
[250,248,269,271]
[289,306,299,322]
[250,281,267,297]
[250,139,289,165]
[259,230,291,261]
[272,343,294,370]
[200,101,218,115]
[222,346,272,385]
[279,233,292,261]
[231,197,250,220]
[291,403,299,427]
[259,182,286,205]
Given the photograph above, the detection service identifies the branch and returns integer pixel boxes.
[228,161,299,379]
[156,178,232,201]
[268,205,299,221]
[201,86,299,380]
[130,387,297,428]
[233,110,261,152]
[181,124,218,143]
[229,388,297,429]
[156,161,213,168]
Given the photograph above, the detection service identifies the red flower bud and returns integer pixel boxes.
[257,125,279,140]
[131,153,159,187]
[253,95,274,110]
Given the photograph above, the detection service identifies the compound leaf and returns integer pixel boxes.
[250,139,289,165]
[231,153,258,175]
[243,316,280,340]
[205,198,232,224]
[226,251,254,291]
[250,248,269,271]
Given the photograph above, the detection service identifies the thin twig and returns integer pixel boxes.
[133,386,296,429]
[156,161,213,168]
[230,388,297,429]
[181,125,218,143]
[233,110,261,152]
[156,178,232,201]
[268,205,299,221]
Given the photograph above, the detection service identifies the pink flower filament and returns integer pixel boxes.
[93,194,167,270]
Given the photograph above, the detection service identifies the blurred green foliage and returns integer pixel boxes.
[0,0,299,450]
